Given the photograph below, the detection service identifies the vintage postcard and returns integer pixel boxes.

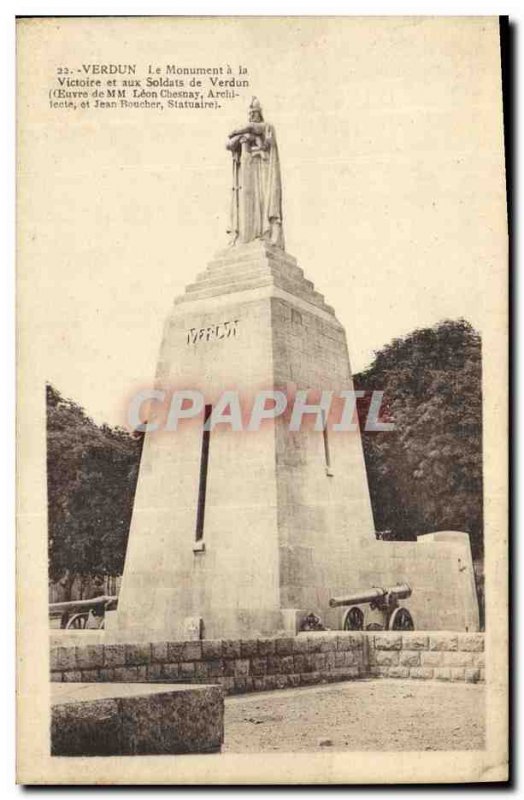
[16,16,508,784]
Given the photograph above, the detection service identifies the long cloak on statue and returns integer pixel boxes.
[229,122,285,249]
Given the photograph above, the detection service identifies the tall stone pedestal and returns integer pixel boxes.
[115,241,375,639]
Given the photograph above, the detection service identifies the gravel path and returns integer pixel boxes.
[223,679,484,752]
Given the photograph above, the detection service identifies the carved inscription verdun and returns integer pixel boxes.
[186,319,240,345]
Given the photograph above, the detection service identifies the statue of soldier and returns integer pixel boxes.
[226,97,285,249]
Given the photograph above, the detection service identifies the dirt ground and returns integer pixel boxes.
[223,679,485,752]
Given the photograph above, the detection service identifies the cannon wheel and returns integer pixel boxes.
[65,612,89,630]
[343,606,364,631]
[389,607,414,631]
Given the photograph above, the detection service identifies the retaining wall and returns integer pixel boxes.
[50,632,485,694]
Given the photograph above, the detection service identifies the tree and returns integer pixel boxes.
[47,384,143,599]
[354,319,483,561]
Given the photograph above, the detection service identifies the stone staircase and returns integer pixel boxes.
[174,239,335,316]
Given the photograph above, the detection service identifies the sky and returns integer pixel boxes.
[18,16,507,426]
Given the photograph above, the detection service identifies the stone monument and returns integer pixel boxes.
[114,100,479,640]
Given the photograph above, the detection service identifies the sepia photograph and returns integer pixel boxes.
[16,14,509,784]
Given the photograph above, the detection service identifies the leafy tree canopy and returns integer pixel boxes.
[47,384,142,593]
[354,319,483,560]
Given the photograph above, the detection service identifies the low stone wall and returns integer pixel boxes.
[50,632,485,693]
[367,632,485,683]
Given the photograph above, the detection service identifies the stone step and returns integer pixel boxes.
[199,257,307,285]
[210,242,299,271]
[180,273,331,312]
[178,275,274,303]
[175,242,335,316]
[189,265,315,294]
[186,266,318,298]
[192,265,278,287]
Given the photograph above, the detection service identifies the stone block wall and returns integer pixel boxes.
[367,632,485,683]
[51,634,365,694]
[50,632,485,694]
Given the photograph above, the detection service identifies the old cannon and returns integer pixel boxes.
[329,584,414,631]
[49,595,118,630]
